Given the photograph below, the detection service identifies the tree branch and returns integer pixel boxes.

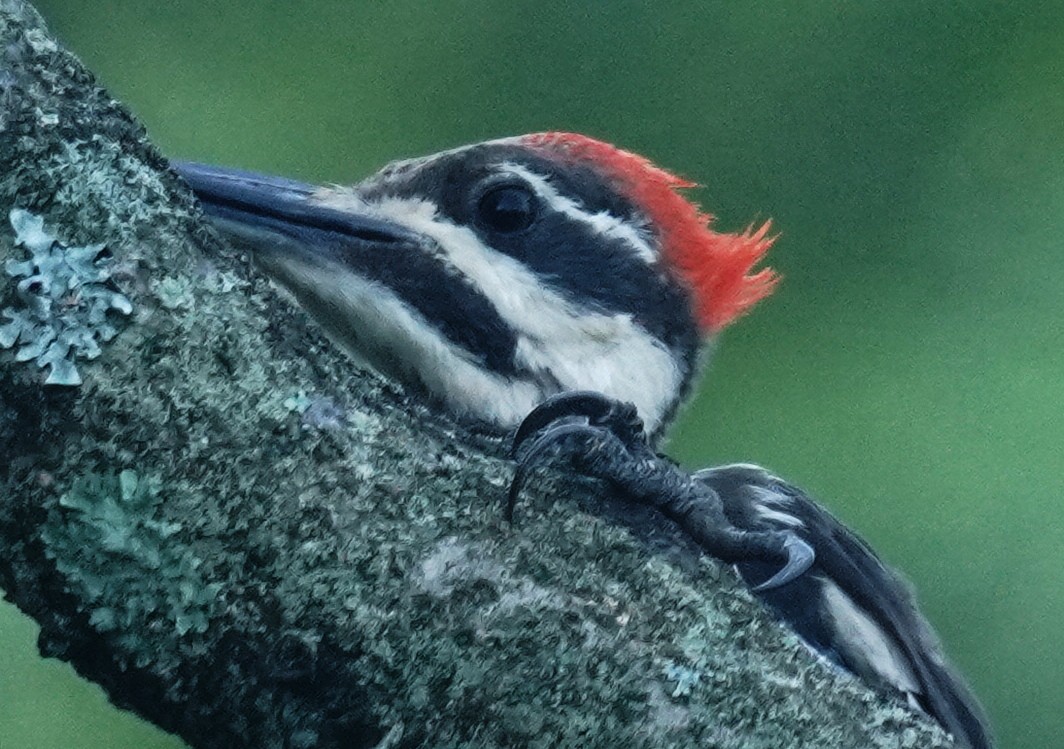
[0,2,954,747]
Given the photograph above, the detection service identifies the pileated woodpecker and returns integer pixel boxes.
[174,132,992,749]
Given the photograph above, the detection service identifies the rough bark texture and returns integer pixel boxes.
[0,3,955,747]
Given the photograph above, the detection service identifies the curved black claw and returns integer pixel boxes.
[507,392,817,593]
[511,391,643,458]
[751,534,816,592]
[506,422,605,522]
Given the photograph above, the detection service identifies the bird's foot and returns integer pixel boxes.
[508,391,814,591]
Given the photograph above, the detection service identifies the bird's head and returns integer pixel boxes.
[175,133,777,436]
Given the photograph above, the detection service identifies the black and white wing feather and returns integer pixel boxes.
[696,464,992,749]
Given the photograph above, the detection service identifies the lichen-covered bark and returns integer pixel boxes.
[0,2,955,747]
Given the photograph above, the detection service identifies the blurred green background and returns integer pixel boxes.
[2,1,1061,747]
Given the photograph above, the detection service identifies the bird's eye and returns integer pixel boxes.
[476,184,538,234]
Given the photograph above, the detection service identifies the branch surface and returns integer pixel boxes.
[0,3,954,747]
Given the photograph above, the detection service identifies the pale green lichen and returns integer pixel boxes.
[40,470,222,642]
[284,389,313,414]
[663,660,703,698]
[0,208,132,385]
[152,274,195,310]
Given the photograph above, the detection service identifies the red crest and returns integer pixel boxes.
[521,132,778,333]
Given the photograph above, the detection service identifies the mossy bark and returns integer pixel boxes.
[0,2,955,747]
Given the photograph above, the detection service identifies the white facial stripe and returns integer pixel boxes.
[309,189,682,433]
[502,163,658,264]
[263,251,545,426]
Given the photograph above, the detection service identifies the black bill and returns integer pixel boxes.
[171,160,521,379]
[171,161,418,252]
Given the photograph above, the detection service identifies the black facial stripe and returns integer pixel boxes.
[322,234,521,377]
[489,208,690,341]
[212,201,522,378]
